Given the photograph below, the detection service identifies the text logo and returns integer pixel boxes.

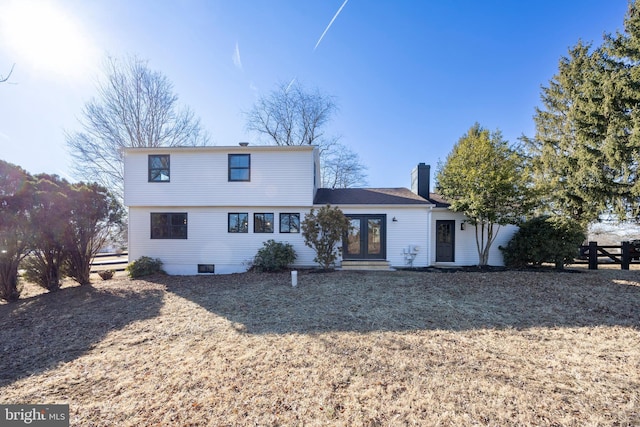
[1,405,69,426]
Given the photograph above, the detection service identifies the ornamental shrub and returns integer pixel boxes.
[126,256,164,278]
[301,205,351,270]
[500,215,585,269]
[252,240,297,272]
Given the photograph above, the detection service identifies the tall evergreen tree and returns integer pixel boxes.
[524,42,607,223]
[527,1,640,223]
[0,160,34,301]
[64,182,123,286]
[22,174,71,291]
[602,1,640,217]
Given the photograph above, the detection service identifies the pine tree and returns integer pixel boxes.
[527,1,640,223]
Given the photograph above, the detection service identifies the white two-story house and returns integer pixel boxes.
[124,144,516,274]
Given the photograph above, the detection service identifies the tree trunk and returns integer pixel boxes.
[0,261,21,302]
[75,264,91,286]
[554,259,564,270]
[67,250,93,285]
[44,254,62,291]
[475,222,500,267]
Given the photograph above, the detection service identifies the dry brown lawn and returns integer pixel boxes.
[1,268,639,426]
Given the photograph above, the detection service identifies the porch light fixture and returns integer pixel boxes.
[460,222,466,231]
[392,217,398,222]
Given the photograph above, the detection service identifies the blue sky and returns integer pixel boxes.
[0,0,630,189]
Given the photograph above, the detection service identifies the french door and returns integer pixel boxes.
[343,215,386,260]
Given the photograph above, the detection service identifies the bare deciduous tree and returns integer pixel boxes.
[1,64,15,83]
[246,80,336,147]
[66,55,209,199]
[321,143,368,189]
[246,81,367,188]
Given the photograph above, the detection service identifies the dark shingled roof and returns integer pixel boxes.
[427,192,451,208]
[314,187,434,205]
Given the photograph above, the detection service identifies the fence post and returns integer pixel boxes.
[621,241,631,270]
[588,241,598,270]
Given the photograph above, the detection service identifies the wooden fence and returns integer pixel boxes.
[90,252,129,272]
[576,241,640,270]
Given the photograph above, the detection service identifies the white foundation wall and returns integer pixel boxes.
[128,206,319,274]
[430,209,518,266]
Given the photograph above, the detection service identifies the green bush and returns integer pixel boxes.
[500,216,586,269]
[126,256,164,278]
[252,240,297,272]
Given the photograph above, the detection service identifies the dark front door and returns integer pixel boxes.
[344,215,386,260]
[436,220,455,262]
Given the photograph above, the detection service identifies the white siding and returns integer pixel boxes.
[129,206,319,274]
[124,146,519,273]
[124,146,318,207]
[335,206,432,268]
[430,209,518,266]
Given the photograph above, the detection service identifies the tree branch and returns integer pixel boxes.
[0,64,15,83]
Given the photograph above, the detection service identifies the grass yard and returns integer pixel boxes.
[1,268,639,426]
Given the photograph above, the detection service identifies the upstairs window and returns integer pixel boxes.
[254,213,274,233]
[149,155,170,182]
[228,213,249,233]
[279,213,300,233]
[151,213,187,239]
[228,154,250,181]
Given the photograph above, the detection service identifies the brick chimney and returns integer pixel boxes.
[411,163,430,200]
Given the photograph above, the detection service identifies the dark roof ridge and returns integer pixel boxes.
[314,187,433,205]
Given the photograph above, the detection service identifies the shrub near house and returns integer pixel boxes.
[301,205,351,270]
[127,256,164,278]
[500,216,585,269]
[252,240,296,272]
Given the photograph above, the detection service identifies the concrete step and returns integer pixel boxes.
[340,260,394,271]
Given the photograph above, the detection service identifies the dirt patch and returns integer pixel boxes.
[1,270,639,426]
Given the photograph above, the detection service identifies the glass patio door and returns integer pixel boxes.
[344,215,386,260]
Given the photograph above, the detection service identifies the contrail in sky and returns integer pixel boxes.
[314,0,348,51]
[233,41,243,71]
[285,77,296,92]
